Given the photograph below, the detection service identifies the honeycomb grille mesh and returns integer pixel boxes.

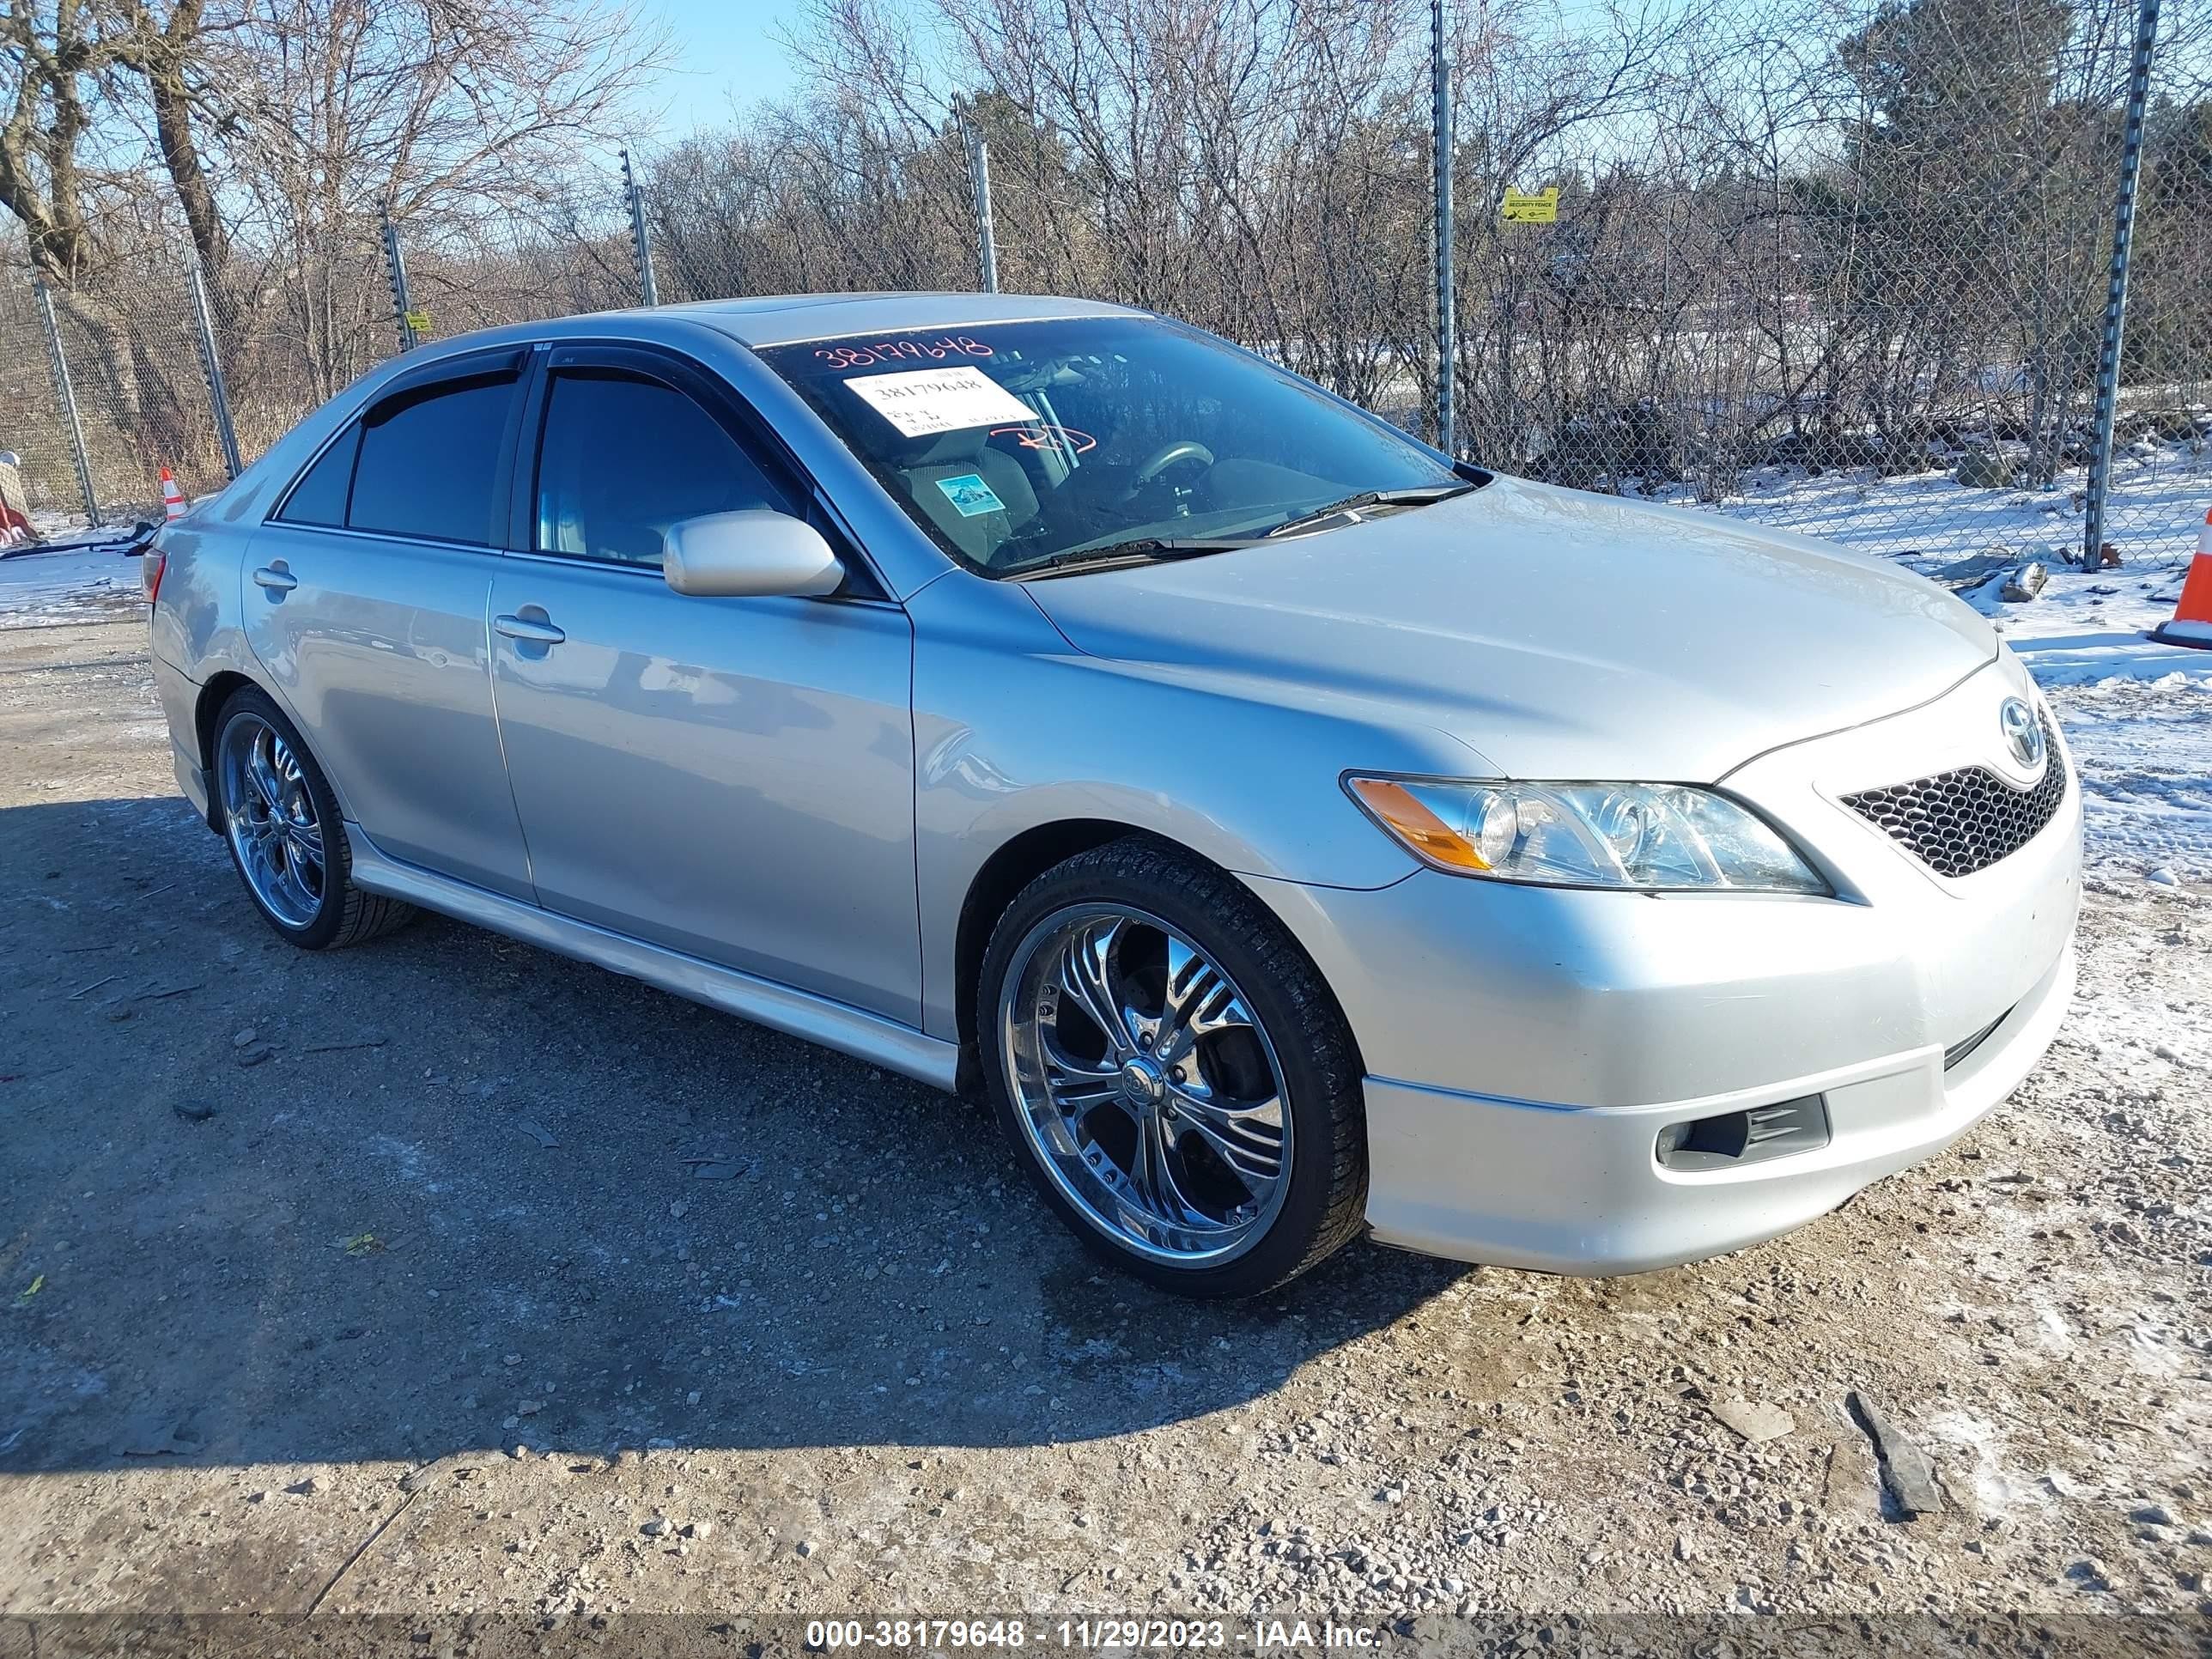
[1844,714,2067,878]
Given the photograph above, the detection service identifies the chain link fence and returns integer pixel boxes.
[3,0,2204,574]
[401,180,645,341]
[201,219,403,471]
[0,231,400,526]
[0,268,87,519]
[2106,16,2212,562]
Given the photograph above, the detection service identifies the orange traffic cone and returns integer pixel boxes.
[2150,508,2212,649]
[160,467,187,523]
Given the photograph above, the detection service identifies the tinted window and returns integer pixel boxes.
[277,424,359,526]
[534,370,794,568]
[348,374,516,544]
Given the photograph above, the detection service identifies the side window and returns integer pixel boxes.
[276,423,360,526]
[348,374,517,545]
[534,369,796,568]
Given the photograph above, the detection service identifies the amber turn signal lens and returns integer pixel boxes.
[1346,777,1490,871]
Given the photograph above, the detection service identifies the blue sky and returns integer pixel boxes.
[643,0,811,137]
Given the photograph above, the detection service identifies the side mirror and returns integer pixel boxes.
[663,508,844,599]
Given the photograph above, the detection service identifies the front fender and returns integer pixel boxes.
[908,572,1469,1039]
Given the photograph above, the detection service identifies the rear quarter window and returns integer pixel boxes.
[276,424,360,527]
[347,374,517,545]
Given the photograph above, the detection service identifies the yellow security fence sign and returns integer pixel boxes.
[404,309,434,336]
[1501,186,1559,225]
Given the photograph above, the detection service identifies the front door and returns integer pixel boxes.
[243,350,535,899]
[486,346,922,1025]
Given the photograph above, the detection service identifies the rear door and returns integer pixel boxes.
[243,350,534,899]
[485,344,921,1024]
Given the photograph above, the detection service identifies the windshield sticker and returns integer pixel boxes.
[989,423,1097,453]
[846,365,1037,439]
[934,474,1006,518]
[814,336,995,370]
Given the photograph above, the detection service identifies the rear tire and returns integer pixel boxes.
[211,686,416,950]
[979,836,1367,1297]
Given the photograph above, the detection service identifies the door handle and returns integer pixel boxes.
[251,565,297,593]
[493,612,566,646]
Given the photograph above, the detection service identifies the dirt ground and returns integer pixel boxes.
[1,601,2208,1654]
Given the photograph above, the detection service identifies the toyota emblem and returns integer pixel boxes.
[1998,696,2045,773]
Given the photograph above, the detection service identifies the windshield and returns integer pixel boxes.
[757,316,1472,577]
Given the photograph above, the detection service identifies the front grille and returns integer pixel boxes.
[1843,713,2066,878]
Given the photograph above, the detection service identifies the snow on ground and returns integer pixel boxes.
[3,479,2207,880]
[1978,561,2212,884]
[2047,669,2212,883]
[1705,431,2211,568]
[1719,465,2092,562]
[0,540,146,628]
[22,505,151,543]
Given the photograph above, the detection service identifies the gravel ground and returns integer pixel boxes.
[1,602,2208,1653]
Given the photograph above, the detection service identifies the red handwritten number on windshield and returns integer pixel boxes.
[814,336,995,370]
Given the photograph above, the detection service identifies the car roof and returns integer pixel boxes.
[664,291,1145,347]
[374,295,1153,377]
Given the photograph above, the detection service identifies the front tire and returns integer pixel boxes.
[211,687,416,950]
[979,837,1367,1297]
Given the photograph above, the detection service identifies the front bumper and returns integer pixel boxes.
[1250,658,2083,1273]
[1358,942,2070,1272]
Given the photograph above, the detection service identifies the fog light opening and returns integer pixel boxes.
[1656,1095,1830,1172]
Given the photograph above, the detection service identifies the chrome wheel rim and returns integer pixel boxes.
[1000,905,1291,1267]
[217,714,326,930]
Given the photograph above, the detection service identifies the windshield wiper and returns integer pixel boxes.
[1263,481,1481,539]
[1000,477,1484,579]
[1004,536,1263,580]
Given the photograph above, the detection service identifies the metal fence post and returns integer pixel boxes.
[963,113,1000,295]
[33,281,100,528]
[2083,0,2160,563]
[188,261,243,479]
[1431,0,1455,459]
[623,148,660,307]
[380,199,421,352]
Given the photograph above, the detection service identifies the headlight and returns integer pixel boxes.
[1345,776,1828,893]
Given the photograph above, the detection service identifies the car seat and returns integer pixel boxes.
[897,428,1041,565]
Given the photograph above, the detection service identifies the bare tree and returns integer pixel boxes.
[0,0,135,283]
[186,0,663,383]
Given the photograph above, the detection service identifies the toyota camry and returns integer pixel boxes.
[143,294,2080,1297]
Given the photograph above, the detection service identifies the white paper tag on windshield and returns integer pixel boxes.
[844,365,1036,439]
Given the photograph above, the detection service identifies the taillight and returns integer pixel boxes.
[142,548,167,605]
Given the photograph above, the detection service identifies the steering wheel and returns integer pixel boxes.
[1130,439,1215,489]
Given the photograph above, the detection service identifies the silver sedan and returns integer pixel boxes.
[143,295,2081,1297]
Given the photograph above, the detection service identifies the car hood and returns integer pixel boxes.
[1018,474,1996,782]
